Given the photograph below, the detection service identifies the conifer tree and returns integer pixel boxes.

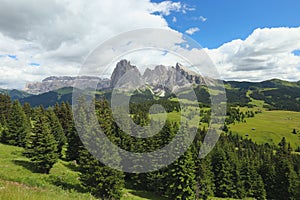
[22,102,33,120]
[78,147,124,199]
[166,124,196,200]
[211,147,233,198]
[5,100,30,147]
[167,147,196,200]
[77,98,125,199]
[0,94,11,124]
[66,124,82,161]
[25,107,58,174]
[46,110,66,158]
[196,156,215,200]
[56,102,73,137]
[259,160,276,199]
[240,160,266,199]
[274,138,300,200]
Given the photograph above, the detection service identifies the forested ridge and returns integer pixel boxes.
[0,93,300,199]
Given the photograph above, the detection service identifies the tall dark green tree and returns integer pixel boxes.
[166,124,196,200]
[0,94,11,124]
[196,156,215,200]
[240,160,266,200]
[259,160,276,199]
[78,147,124,199]
[46,110,66,158]
[77,98,125,199]
[66,123,82,162]
[25,107,58,174]
[55,102,73,137]
[22,102,33,120]
[211,147,234,198]
[4,100,30,147]
[274,138,300,199]
[166,148,196,200]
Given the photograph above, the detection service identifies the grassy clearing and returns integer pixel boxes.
[229,110,300,148]
[246,90,266,108]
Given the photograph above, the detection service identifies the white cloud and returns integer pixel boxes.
[199,16,207,22]
[172,16,177,23]
[192,15,207,22]
[148,1,182,16]
[0,0,187,89]
[206,27,300,81]
[185,27,200,35]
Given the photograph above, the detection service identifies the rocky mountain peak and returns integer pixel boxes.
[110,59,141,87]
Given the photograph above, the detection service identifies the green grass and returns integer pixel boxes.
[0,143,166,200]
[121,189,168,200]
[246,90,266,108]
[229,110,300,148]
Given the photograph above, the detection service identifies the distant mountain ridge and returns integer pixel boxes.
[24,60,205,95]
[25,76,110,95]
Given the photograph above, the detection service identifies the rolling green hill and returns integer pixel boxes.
[0,89,32,100]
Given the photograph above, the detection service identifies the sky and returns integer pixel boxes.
[0,0,300,89]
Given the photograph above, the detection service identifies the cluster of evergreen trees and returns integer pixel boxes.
[0,93,300,199]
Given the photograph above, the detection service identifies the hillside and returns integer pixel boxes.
[0,143,167,200]
[15,78,300,111]
[0,89,31,100]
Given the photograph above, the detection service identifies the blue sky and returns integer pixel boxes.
[154,0,300,48]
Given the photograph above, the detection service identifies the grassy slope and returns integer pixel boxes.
[0,142,250,200]
[229,110,300,148]
[0,143,165,200]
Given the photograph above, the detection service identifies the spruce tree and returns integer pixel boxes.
[77,98,125,199]
[240,160,266,199]
[56,102,73,137]
[211,147,233,198]
[259,160,276,199]
[196,156,215,200]
[273,137,300,199]
[22,102,33,120]
[5,100,30,147]
[25,107,58,174]
[78,147,124,199]
[166,124,196,200]
[46,110,66,158]
[167,148,196,200]
[0,94,11,124]
[66,123,82,162]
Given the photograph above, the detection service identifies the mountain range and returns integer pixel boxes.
[24,60,205,95]
[0,59,300,111]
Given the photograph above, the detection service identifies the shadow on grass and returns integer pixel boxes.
[13,159,39,173]
[47,175,86,193]
[130,190,167,200]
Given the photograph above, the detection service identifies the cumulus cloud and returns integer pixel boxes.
[206,27,300,81]
[185,27,200,35]
[148,1,182,16]
[0,0,187,89]
[199,16,207,22]
[192,15,207,22]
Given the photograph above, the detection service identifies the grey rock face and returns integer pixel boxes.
[24,76,110,94]
[24,59,204,95]
[110,60,141,88]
